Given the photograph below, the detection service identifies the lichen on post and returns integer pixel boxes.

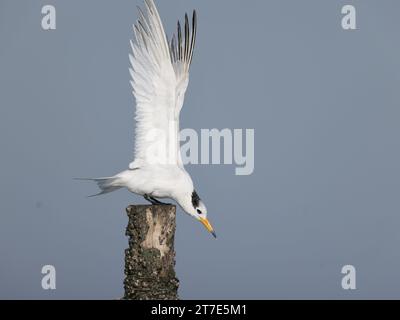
[124,205,179,300]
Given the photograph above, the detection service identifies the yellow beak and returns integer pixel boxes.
[200,217,217,238]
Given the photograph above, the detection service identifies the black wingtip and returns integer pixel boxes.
[192,10,197,26]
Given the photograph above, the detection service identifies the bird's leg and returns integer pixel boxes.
[144,194,158,205]
[144,194,171,205]
[149,196,171,205]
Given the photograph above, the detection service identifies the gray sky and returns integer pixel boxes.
[0,0,400,299]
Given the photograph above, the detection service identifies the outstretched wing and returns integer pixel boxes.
[129,0,197,169]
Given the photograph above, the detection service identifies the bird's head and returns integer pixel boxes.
[178,190,216,238]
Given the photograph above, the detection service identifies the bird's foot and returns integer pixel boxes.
[144,194,157,205]
[144,194,171,206]
[150,196,171,205]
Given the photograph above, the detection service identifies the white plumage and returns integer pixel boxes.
[129,0,190,168]
[79,0,216,238]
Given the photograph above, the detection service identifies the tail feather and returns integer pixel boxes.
[75,177,123,197]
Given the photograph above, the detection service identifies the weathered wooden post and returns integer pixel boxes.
[124,205,179,300]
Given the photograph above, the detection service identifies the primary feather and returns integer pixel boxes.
[129,0,197,169]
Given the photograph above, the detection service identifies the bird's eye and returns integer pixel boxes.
[197,209,202,215]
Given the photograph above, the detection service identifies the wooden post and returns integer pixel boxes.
[124,205,179,300]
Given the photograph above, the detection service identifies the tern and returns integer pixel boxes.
[79,0,216,238]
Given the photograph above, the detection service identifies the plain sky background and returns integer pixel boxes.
[1,0,400,299]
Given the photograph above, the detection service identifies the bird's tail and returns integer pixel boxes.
[75,176,123,197]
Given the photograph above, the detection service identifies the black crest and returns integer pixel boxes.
[191,190,201,208]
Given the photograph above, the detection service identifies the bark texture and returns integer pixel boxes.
[124,205,179,300]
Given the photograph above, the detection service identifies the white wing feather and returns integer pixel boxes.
[129,0,197,169]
